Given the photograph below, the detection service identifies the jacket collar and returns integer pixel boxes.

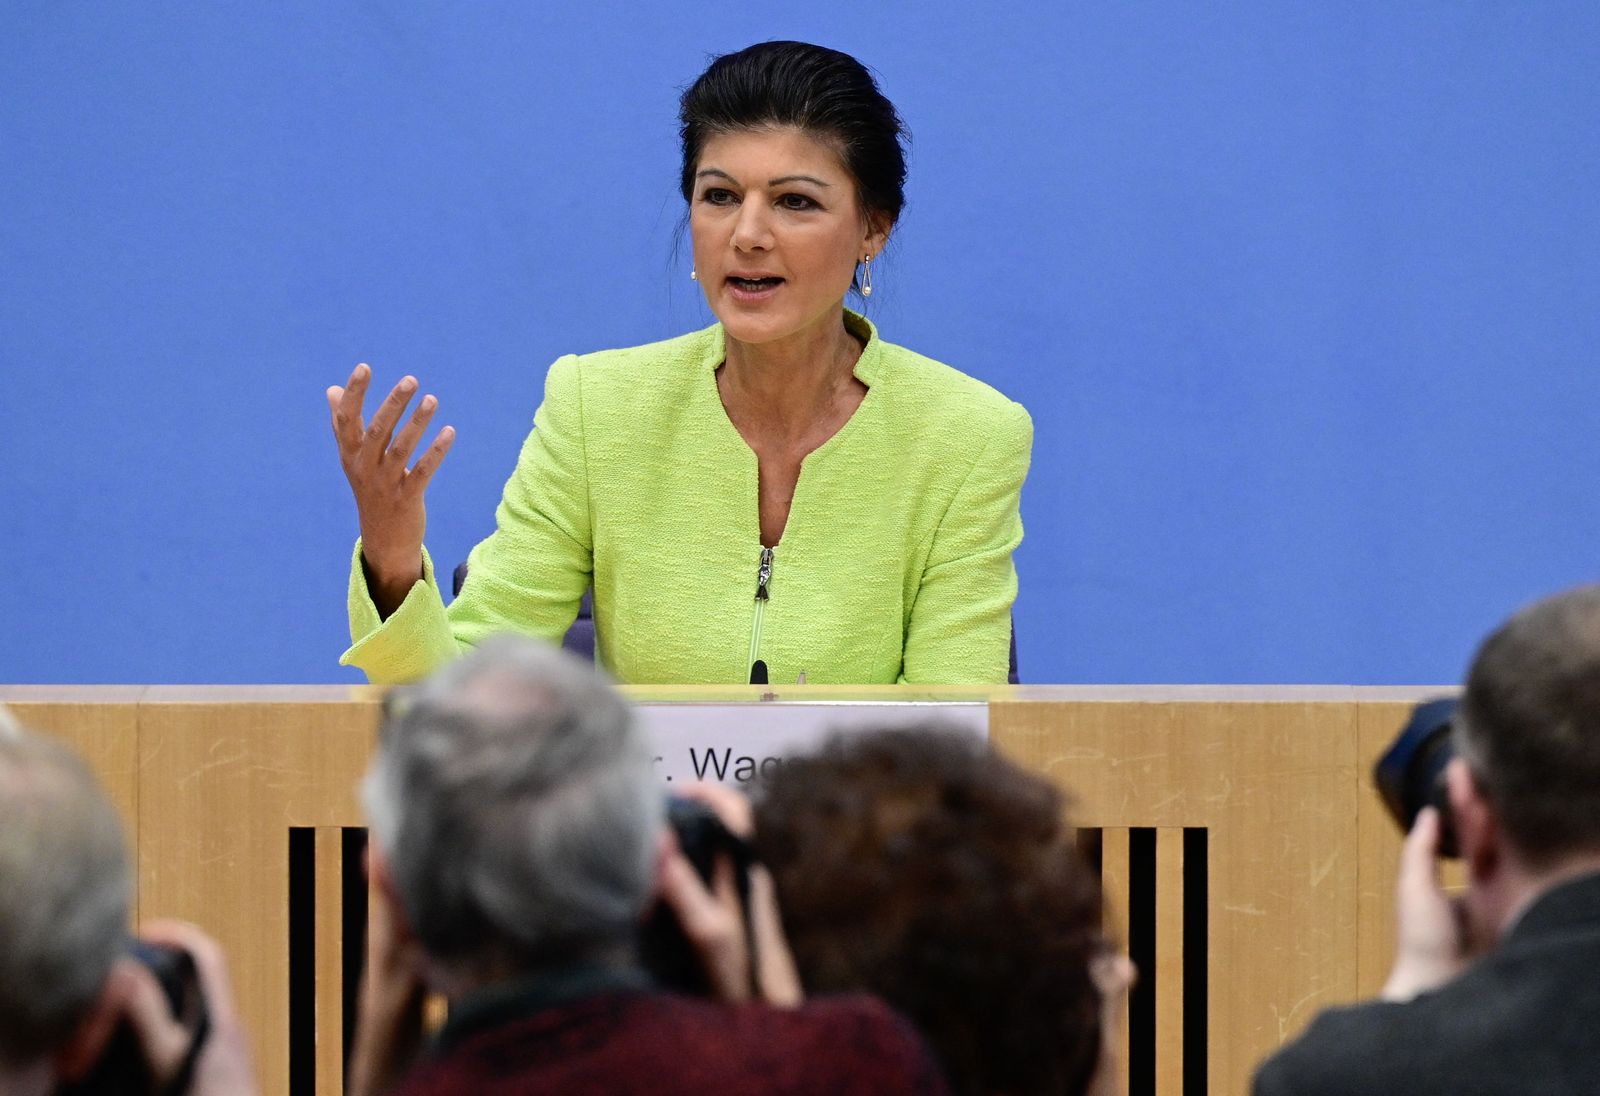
[1503,869,1600,950]
[432,961,653,1054]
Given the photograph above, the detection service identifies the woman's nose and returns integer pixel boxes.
[731,201,774,252]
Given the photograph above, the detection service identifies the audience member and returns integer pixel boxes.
[347,636,948,1096]
[755,726,1133,1096]
[0,707,255,1096]
[1254,584,1600,1094]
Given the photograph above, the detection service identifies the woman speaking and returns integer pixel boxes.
[328,42,1032,685]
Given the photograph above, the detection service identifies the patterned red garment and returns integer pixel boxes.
[390,989,949,1096]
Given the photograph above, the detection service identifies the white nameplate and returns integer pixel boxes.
[634,701,989,786]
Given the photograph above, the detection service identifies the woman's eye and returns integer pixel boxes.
[701,188,737,205]
[779,193,819,211]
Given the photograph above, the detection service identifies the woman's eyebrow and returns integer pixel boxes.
[693,169,832,188]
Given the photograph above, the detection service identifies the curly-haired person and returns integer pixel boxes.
[755,727,1134,1096]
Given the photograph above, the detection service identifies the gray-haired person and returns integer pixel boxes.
[348,635,948,1096]
[0,708,254,1096]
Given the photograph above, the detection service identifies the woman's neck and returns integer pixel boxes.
[719,310,865,442]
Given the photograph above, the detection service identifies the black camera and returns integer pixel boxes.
[638,796,757,994]
[1374,696,1461,859]
[58,941,209,1096]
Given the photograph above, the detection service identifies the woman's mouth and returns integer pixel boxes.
[727,276,784,299]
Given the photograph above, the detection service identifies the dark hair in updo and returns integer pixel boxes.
[678,41,909,230]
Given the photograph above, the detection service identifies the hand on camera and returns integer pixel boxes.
[326,364,456,614]
[1382,807,1469,1001]
[657,783,803,1006]
[113,921,258,1096]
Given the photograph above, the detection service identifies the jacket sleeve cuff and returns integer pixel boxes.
[339,540,459,683]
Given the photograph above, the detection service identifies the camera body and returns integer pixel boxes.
[1374,696,1461,859]
[58,941,208,1096]
[638,796,756,993]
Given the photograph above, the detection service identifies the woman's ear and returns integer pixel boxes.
[862,212,892,260]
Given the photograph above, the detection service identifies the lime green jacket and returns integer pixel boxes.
[342,312,1031,685]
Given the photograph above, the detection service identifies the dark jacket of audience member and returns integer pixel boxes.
[755,727,1119,1096]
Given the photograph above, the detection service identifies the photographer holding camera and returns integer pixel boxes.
[0,709,255,1096]
[1255,585,1600,1095]
[347,635,947,1096]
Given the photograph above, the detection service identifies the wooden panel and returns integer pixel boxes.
[1155,828,1184,1096]
[315,828,346,1096]
[136,692,380,1096]
[1100,828,1131,1096]
[991,694,1361,1096]
[1101,828,1132,949]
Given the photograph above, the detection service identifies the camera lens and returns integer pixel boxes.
[1374,697,1461,859]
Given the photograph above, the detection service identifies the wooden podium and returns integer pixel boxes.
[2,684,1439,1096]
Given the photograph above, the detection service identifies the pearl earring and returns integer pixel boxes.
[690,268,698,281]
[860,255,874,298]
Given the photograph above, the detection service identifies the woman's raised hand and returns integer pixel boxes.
[327,364,455,616]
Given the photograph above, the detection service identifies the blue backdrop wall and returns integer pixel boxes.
[3,2,1597,685]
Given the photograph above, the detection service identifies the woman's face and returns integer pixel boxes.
[690,126,887,350]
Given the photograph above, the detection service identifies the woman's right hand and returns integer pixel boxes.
[327,364,455,617]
